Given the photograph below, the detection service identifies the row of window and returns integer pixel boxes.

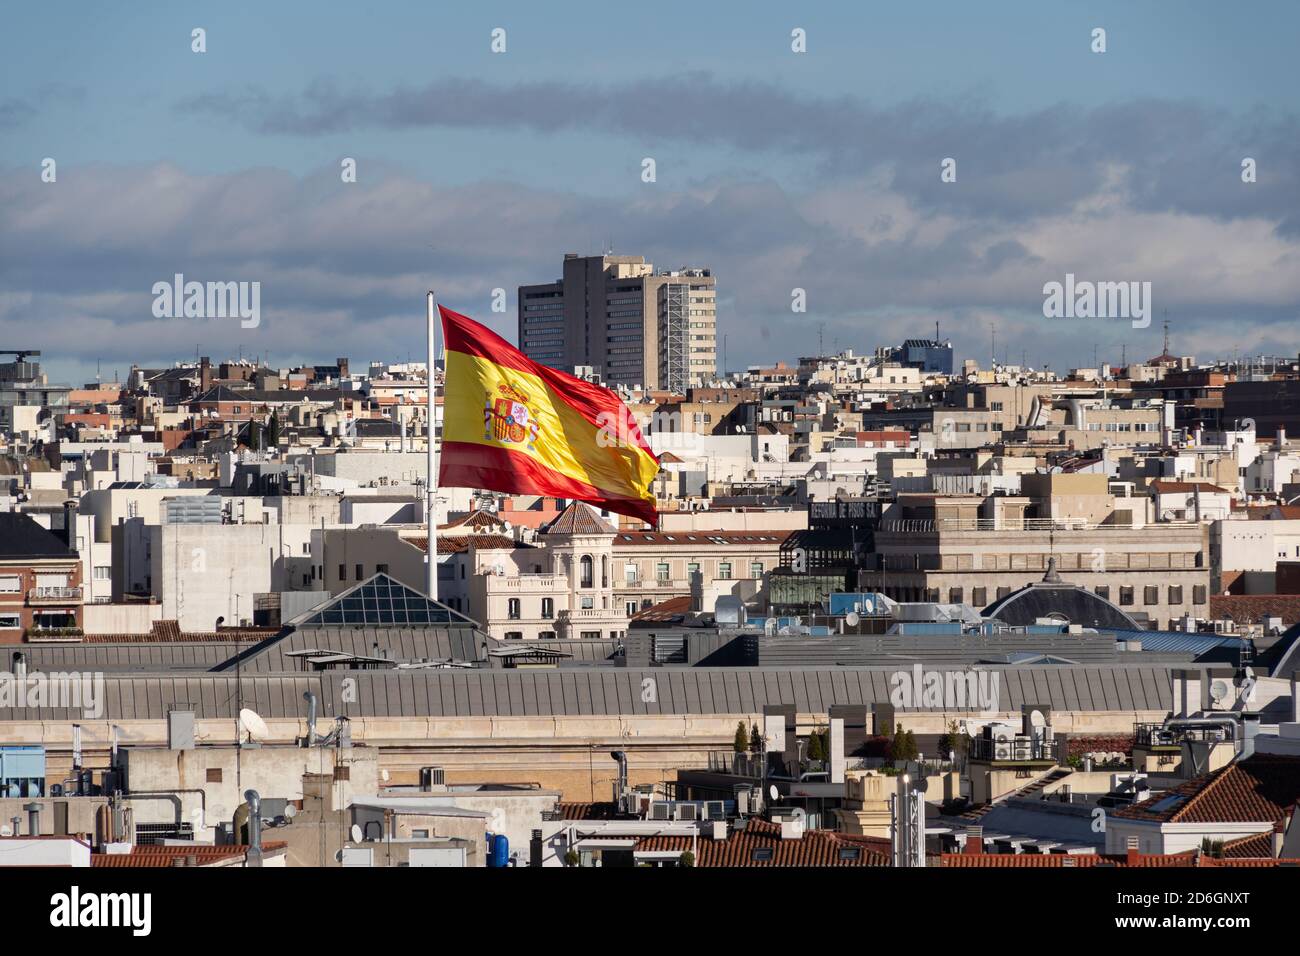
[933,584,1207,607]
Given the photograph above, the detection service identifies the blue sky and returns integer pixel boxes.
[2,1,1297,383]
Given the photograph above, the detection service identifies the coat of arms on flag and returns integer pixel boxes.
[484,382,540,451]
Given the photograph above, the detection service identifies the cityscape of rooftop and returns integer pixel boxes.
[1,0,1296,935]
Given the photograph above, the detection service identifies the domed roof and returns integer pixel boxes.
[982,559,1140,630]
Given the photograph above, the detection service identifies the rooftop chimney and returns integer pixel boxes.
[1126,835,1140,866]
[963,826,984,855]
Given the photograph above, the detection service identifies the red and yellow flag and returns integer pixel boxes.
[438,305,659,525]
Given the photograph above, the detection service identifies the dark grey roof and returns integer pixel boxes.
[0,663,1176,721]
[983,582,1140,630]
[0,513,75,559]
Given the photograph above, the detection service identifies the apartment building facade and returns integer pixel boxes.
[861,486,1210,630]
[518,254,716,391]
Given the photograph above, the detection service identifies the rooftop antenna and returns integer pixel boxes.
[1162,313,1171,357]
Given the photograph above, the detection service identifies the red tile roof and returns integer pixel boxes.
[1112,756,1300,824]
[91,841,287,867]
[942,850,1199,867]
[542,503,615,536]
[1210,594,1300,629]
[556,802,618,821]
[82,620,277,644]
[634,819,890,867]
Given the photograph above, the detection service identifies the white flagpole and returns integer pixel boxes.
[426,290,439,601]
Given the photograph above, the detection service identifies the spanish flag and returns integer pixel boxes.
[438,305,660,525]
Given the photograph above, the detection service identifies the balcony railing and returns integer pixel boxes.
[28,586,83,604]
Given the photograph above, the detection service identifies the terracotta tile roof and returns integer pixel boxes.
[440,510,509,533]
[92,841,287,867]
[1210,595,1300,629]
[1150,480,1231,494]
[634,819,890,867]
[942,850,1199,868]
[542,502,614,536]
[556,801,617,821]
[1220,831,1275,859]
[407,534,525,555]
[630,595,692,623]
[1112,756,1300,824]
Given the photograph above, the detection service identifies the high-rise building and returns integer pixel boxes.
[518,254,716,391]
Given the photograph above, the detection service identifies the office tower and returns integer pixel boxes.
[518,254,716,391]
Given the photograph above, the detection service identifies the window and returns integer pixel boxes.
[0,614,20,629]
[411,829,430,839]
[541,598,553,619]
[626,601,638,616]
[687,561,700,578]
[355,564,363,581]
[539,631,556,640]
[971,587,987,607]
[657,562,670,582]
[1193,585,1207,606]
[580,631,602,640]
[751,561,764,577]
[581,596,594,609]
[624,563,638,584]
[507,598,521,619]
[1144,586,1159,606]
[1168,585,1183,605]
[948,587,963,604]
[376,564,389,575]
[580,555,594,588]
[338,564,346,581]
[718,562,732,580]
[1120,586,1134,606]
[93,566,111,581]
[504,632,523,641]
[0,575,20,593]
[1095,585,1110,601]
[206,768,222,783]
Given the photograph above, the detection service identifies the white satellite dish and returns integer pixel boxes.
[1210,681,1230,704]
[283,804,297,820]
[350,824,363,843]
[1029,709,1046,729]
[768,784,779,802]
[845,612,861,627]
[238,708,269,742]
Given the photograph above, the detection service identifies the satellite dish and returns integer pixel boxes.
[238,708,269,741]
[1210,681,1230,704]
[283,804,297,820]
[350,824,363,843]
[845,612,860,627]
[0,825,10,837]
[1029,709,1046,729]
[768,784,779,802]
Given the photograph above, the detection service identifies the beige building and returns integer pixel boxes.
[613,528,792,614]
[864,485,1210,629]
[519,254,716,390]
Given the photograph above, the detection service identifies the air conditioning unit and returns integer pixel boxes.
[650,803,671,822]
[705,801,726,821]
[675,803,699,822]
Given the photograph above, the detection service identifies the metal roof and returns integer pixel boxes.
[0,663,1176,721]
